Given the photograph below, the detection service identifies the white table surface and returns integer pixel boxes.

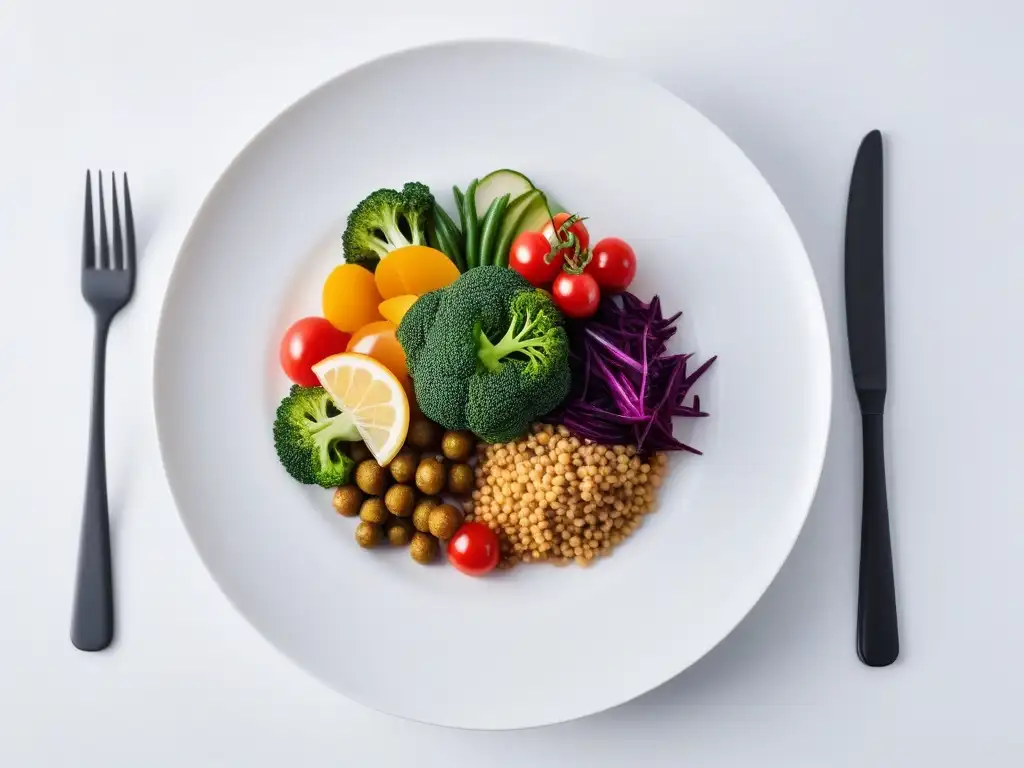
[3,0,1022,765]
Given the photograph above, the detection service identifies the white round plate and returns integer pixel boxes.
[154,39,831,730]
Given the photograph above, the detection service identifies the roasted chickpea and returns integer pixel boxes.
[359,497,389,524]
[407,418,440,450]
[447,463,474,495]
[384,484,415,518]
[415,457,446,495]
[332,485,363,517]
[441,431,474,462]
[386,518,414,547]
[355,521,382,548]
[428,503,463,540]
[409,532,438,564]
[412,497,440,533]
[389,450,418,484]
[355,459,388,496]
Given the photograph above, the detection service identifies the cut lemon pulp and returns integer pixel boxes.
[312,353,410,466]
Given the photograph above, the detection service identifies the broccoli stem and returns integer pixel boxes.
[312,412,362,443]
[315,414,361,467]
[306,394,362,442]
[381,209,414,250]
[476,309,548,372]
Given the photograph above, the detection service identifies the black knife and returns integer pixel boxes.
[845,129,899,667]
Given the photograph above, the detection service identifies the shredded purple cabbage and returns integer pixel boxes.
[545,292,716,454]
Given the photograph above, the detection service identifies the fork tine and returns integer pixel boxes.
[98,172,110,269]
[82,171,95,270]
[111,172,124,270]
[123,173,136,276]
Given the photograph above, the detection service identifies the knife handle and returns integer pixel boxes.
[856,411,899,666]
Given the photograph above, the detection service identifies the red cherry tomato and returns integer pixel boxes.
[447,522,500,576]
[551,272,601,318]
[509,230,561,286]
[279,317,351,387]
[541,212,590,264]
[585,237,637,292]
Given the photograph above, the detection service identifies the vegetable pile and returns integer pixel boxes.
[547,293,716,454]
[270,166,716,576]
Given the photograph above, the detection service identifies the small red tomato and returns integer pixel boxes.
[279,317,351,387]
[447,522,500,576]
[586,237,637,292]
[510,230,561,286]
[551,272,601,318]
[541,212,590,264]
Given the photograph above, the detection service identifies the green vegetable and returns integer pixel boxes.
[462,178,480,269]
[431,202,466,271]
[516,191,555,236]
[341,182,435,271]
[273,385,359,487]
[473,169,535,218]
[495,189,544,268]
[428,217,456,268]
[397,266,572,443]
[477,193,510,267]
[453,185,468,240]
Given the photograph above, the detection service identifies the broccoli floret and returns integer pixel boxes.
[341,182,435,270]
[396,266,571,443]
[476,289,562,373]
[395,289,443,374]
[273,385,359,487]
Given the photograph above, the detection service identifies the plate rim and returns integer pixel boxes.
[152,36,833,730]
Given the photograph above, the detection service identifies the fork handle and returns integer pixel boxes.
[856,411,898,666]
[71,316,114,651]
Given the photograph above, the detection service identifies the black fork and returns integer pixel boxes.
[72,171,136,651]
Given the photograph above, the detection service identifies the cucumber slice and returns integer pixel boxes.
[473,169,535,218]
[494,191,559,267]
[500,190,542,236]
[515,193,555,235]
[494,190,543,267]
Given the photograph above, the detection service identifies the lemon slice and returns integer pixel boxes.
[312,352,410,466]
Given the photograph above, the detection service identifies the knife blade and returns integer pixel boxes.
[846,130,887,405]
[845,129,899,667]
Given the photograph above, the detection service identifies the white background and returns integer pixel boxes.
[2,0,1022,765]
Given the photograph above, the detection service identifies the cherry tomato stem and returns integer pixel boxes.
[542,212,591,270]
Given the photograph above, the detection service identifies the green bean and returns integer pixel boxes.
[432,203,466,272]
[436,218,467,273]
[478,193,511,267]
[431,221,455,268]
[453,186,468,247]
[462,179,480,269]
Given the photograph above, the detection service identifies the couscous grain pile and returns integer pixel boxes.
[465,424,667,568]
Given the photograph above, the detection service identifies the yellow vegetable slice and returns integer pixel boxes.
[312,353,410,466]
[322,263,383,332]
[374,245,460,300]
[378,295,419,326]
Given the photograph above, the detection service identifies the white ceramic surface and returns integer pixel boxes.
[152,39,830,730]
